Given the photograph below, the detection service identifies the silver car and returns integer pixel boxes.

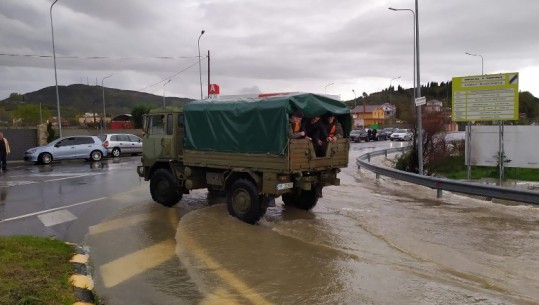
[24,136,107,164]
[390,129,413,141]
[98,133,142,157]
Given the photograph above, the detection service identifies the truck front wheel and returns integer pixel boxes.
[227,179,266,224]
[150,168,183,207]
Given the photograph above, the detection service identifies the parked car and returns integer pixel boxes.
[98,133,143,157]
[382,127,396,138]
[349,129,363,142]
[375,129,388,141]
[24,136,107,164]
[359,129,371,142]
[390,129,413,141]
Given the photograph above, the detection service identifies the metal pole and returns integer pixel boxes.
[101,74,113,132]
[465,52,485,180]
[415,0,423,175]
[50,0,62,137]
[352,89,356,109]
[207,50,210,96]
[467,121,472,180]
[388,6,421,174]
[198,30,205,100]
[499,121,504,183]
[163,80,171,107]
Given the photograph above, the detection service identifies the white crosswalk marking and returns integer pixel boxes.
[37,209,77,227]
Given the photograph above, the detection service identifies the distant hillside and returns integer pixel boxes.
[0,84,193,120]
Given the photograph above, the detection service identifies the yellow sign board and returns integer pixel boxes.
[452,72,519,121]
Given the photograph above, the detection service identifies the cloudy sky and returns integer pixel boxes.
[1,0,538,102]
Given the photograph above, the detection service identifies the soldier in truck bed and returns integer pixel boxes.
[288,111,306,139]
[324,113,344,143]
[303,115,328,157]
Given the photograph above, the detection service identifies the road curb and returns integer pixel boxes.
[67,243,95,305]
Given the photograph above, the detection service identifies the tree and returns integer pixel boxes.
[131,104,155,129]
[8,92,23,101]
[519,91,539,123]
[13,104,51,125]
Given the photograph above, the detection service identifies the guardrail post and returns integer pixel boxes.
[384,150,388,157]
[437,189,443,198]
[367,153,371,162]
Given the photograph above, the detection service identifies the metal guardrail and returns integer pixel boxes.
[356,147,539,205]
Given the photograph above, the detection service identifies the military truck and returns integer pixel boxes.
[137,93,351,224]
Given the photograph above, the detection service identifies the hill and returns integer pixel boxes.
[0,84,193,123]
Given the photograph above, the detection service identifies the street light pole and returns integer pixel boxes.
[101,74,113,131]
[163,80,171,107]
[389,76,401,104]
[414,0,424,175]
[465,52,484,75]
[50,0,62,137]
[198,30,205,100]
[389,2,423,175]
[464,52,489,181]
[324,82,334,94]
[352,89,357,109]
[389,7,416,103]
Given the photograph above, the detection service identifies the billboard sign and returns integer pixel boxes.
[452,73,519,121]
[208,83,220,95]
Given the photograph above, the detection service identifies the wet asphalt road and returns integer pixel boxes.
[1,140,538,304]
[0,157,145,242]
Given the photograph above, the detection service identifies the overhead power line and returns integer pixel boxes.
[0,52,198,60]
[137,56,207,91]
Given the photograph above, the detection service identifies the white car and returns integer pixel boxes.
[98,134,142,157]
[390,129,413,141]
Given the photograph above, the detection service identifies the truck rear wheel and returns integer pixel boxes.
[281,193,296,206]
[282,188,319,210]
[227,179,266,224]
[150,168,183,207]
[295,189,319,210]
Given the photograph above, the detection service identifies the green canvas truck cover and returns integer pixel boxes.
[183,93,351,155]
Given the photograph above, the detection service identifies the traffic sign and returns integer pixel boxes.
[415,96,426,106]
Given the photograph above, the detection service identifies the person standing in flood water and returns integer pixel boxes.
[0,132,11,172]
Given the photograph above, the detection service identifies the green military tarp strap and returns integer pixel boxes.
[183,93,351,155]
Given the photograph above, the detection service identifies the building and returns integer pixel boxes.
[111,114,134,129]
[351,104,394,128]
[78,112,102,126]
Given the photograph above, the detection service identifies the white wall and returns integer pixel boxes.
[466,125,539,168]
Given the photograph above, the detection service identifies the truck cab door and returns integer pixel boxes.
[143,114,173,164]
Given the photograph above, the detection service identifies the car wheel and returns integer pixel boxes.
[40,153,53,164]
[112,148,121,157]
[90,150,103,161]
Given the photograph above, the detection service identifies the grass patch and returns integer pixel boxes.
[434,156,539,181]
[0,236,76,305]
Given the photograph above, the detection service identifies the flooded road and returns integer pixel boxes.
[87,142,539,305]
